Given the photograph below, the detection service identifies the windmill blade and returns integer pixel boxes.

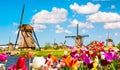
[77,24,79,36]
[0,44,9,46]
[19,4,25,26]
[81,35,89,37]
[14,29,20,48]
[64,40,66,44]
[14,4,25,49]
[65,36,76,38]
[33,29,41,49]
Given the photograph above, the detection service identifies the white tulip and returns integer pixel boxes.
[32,57,46,69]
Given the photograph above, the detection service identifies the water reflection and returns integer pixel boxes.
[6,56,29,69]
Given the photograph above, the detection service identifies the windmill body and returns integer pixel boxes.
[18,24,35,49]
[106,32,115,47]
[75,35,83,48]
[8,42,14,51]
[106,39,114,47]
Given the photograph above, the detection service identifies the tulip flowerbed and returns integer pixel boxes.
[0,41,120,70]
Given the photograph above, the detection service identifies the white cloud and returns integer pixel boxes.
[114,33,118,36]
[70,2,100,14]
[111,5,115,9]
[13,22,18,26]
[56,25,72,34]
[69,19,94,28]
[87,12,120,23]
[104,22,120,29]
[31,7,67,24]
[64,30,72,34]
[32,24,46,32]
[82,29,88,34]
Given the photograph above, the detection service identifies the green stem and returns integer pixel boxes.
[111,63,115,70]
[29,58,31,70]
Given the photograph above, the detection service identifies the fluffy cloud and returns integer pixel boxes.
[87,12,120,23]
[69,19,94,28]
[32,24,46,32]
[70,2,100,14]
[104,22,120,29]
[31,7,67,24]
[56,25,72,34]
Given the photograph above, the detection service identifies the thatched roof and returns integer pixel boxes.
[106,39,113,42]
[76,35,82,39]
[19,24,33,32]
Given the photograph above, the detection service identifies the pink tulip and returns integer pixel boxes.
[0,53,7,62]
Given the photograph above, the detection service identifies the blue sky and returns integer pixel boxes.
[0,0,120,47]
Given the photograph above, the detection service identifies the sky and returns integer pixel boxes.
[0,0,120,47]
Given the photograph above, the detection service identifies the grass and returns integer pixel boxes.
[15,49,71,57]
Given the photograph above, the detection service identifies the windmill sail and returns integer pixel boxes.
[15,4,25,48]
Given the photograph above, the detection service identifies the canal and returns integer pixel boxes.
[0,56,29,69]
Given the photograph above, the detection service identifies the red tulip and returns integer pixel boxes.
[16,56,26,69]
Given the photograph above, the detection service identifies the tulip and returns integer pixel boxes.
[8,56,28,70]
[45,57,53,66]
[61,56,79,70]
[16,56,26,69]
[32,57,46,69]
[50,55,58,63]
[0,53,7,62]
[26,52,34,58]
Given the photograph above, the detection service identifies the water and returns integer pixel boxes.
[1,56,29,69]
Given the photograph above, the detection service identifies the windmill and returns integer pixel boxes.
[65,24,89,48]
[106,32,115,47]
[14,4,40,49]
[60,40,67,49]
[0,37,16,51]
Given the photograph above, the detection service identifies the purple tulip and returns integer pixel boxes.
[106,52,113,62]
[82,56,91,65]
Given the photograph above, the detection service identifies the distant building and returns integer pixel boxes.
[8,42,14,51]
[53,43,58,48]
[106,39,115,47]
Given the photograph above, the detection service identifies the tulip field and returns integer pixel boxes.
[0,41,120,70]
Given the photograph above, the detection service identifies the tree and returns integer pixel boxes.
[44,42,52,49]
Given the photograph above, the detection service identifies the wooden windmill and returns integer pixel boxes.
[14,5,40,49]
[60,40,67,49]
[65,24,89,48]
[0,37,16,51]
[106,32,115,47]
